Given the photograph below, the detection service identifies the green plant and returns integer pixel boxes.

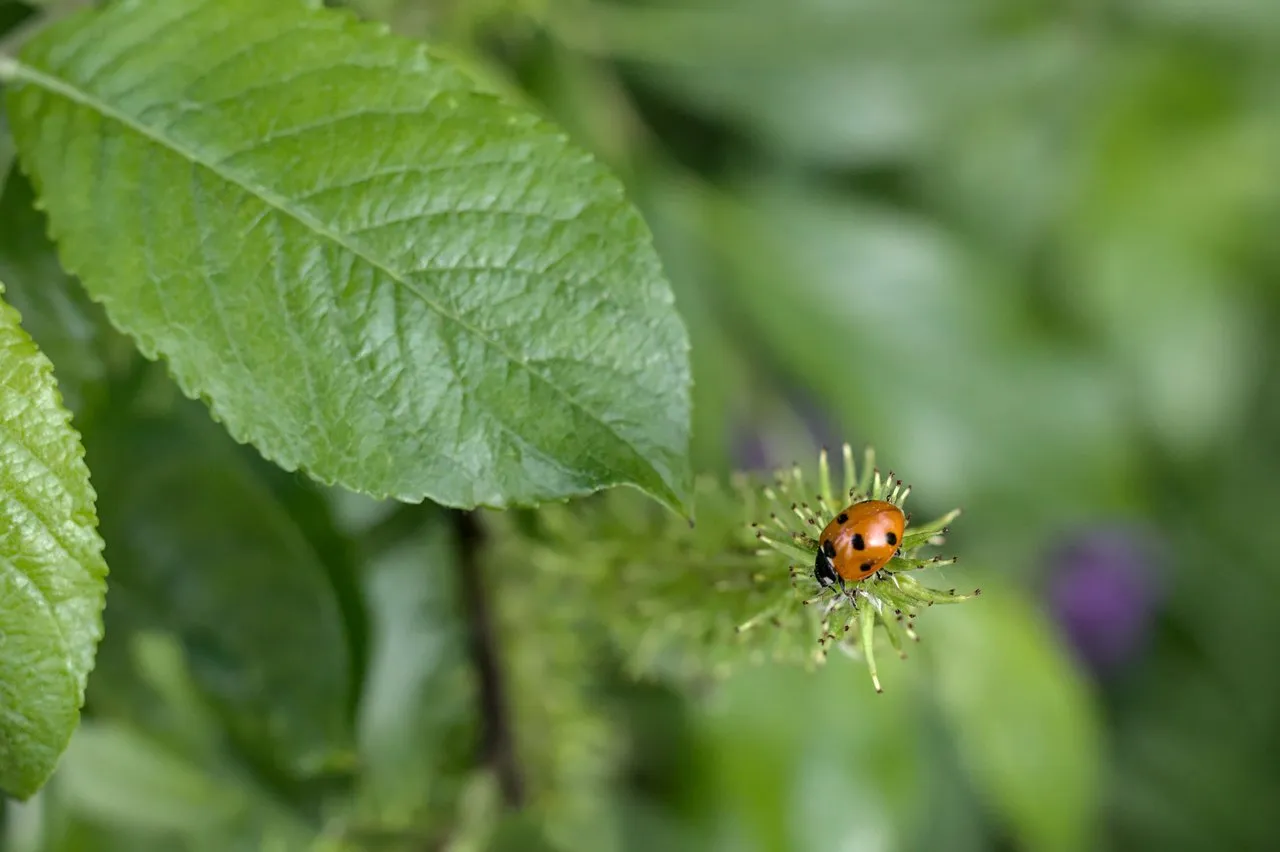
[0,0,692,801]
[0,2,1033,851]
[491,445,976,694]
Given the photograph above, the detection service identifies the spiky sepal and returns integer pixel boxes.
[484,445,977,695]
[744,444,979,692]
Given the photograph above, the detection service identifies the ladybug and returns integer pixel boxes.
[813,500,905,591]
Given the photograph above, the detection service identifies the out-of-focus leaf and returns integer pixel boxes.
[915,48,1094,262]
[701,180,1131,515]
[0,167,114,415]
[1070,244,1260,453]
[691,663,920,852]
[904,715,989,852]
[245,459,369,718]
[45,717,314,852]
[25,817,188,852]
[0,2,32,195]
[567,0,1077,168]
[56,722,247,833]
[0,282,107,799]
[489,811,561,852]
[0,115,11,196]
[1063,54,1278,455]
[1128,0,1280,44]
[327,489,398,538]
[86,403,352,778]
[353,515,474,831]
[2,0,692,512]
[638,171,749,474]
[929,591,1102,852]
[0,0,32,39]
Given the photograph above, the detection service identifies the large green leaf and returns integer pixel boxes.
[85,403,353,777]
[0,282,107,798]
[0,0,691,512]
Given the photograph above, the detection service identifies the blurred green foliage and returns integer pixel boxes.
[3,0,1280,850]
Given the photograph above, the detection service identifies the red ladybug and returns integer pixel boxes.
[814,500,905,591]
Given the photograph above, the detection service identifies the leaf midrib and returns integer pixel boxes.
[4,58,664,493]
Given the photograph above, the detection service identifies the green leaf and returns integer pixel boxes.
[1,0,692,512]
[701,179,1130,514]
[55,721,247,834]
[695,664,922,852]
[0,281,107,798]
[928,592,1102,852]
[85,403,353,777]
[0,0,33,44]
[566,0,1076,168]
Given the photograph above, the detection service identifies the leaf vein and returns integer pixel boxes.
[347,204,577,239]
[187,160,259,397]
[0,481,82,584]
[78,4,196,94]
[175,23,335,103]
[214,104,442,162]
[265,210,329,457]
[0,554,68,668]
[194,58,416,111]
[292,157,529,203]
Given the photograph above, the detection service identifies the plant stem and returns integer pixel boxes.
[453,510,524,808]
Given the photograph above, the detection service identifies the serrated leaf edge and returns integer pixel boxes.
[3,4,692,512]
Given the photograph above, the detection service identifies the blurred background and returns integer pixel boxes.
[4,0,1280,850]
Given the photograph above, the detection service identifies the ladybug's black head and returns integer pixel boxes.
[814,547,839,588]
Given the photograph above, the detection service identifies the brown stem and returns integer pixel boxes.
[452,509,524,807]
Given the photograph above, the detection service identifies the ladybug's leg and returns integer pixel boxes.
[837,575,859,607]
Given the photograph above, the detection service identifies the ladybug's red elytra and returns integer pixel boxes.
[813,500,905,591]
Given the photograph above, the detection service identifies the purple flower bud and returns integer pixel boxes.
[1045,527,1164,677]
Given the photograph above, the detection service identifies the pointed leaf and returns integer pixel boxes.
[0,281,107,798]
[1,0,692,511]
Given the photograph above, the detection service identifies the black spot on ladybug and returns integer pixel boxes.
[886,531,897,545]
[822,540,836,558]
[860,562,873,573]
[837,513,849,524]
[852,533,865,551]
